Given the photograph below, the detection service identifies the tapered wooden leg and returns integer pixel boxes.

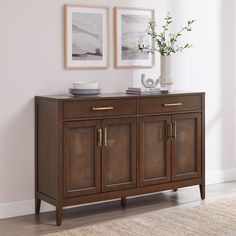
[121,197,127,207]
[35,198,41,215]
[56,206,63,226]
[199,184,205,200]
[173,188,178,192]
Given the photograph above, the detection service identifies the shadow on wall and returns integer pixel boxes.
[220,0,236,172]
[0,98,34,202]
[205,0,236,174]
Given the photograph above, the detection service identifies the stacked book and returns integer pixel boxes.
[126,87,161,95]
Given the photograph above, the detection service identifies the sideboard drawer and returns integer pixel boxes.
[139,95,202,114]
[63,99,137,119]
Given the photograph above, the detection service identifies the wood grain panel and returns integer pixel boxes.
[63,99,137,119]
[106,124,131,184]
[63,120,101,197]
[139,95,201,114]
[63,178,202,206]
[102,118,137,192]
[172,113,201,181]
[139,116,171,186]
[176,119,196,173]
[36,99,59,199]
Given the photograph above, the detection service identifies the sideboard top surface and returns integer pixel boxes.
[35,91,205,101]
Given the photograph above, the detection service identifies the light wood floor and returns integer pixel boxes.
[1,181,236,236]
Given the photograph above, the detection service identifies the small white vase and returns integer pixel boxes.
[159,55,173,92]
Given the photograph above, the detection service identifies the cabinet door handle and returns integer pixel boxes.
[92,107,114,111]
[167,123,172,139]
[104,128,108,146]
[97,129,103,147]
[172,122,176,138]
[163,103,183,107]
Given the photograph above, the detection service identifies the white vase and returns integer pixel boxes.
[159,55,173,92]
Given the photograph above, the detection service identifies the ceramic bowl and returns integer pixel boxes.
[73,82,99,90]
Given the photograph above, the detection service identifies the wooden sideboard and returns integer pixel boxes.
[35,92,205,226]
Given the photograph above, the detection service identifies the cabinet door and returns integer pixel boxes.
[139,116,171,186]
[172,113,201,181]
[102,118,136,192]
[63,120,101,198]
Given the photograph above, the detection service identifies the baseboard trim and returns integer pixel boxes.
[0,199,54,219]
[206,168,236,185]
[1,168,236,220]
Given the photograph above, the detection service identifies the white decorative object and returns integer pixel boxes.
[73,82,99,90]
[141,74,159,89]
[138,13,195,92]
[69,88,100,95]
[159,55,173,91]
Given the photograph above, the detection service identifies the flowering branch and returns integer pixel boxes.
[138,13,195,56]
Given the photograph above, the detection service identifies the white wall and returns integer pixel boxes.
[0,0,235,218]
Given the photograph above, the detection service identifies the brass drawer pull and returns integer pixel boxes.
[104,128,108,146]
[163,103,183,107]
[97,129,103,147]
[92,106,114,111]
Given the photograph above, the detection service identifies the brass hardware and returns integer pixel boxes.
[98,129,103,147]
[104,128,108,146]
[167,123,172,139]
[163,103,183,107]
[172,122,176,138]
[92,107,114,111]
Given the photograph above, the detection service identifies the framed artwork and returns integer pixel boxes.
[115,7,155,68]
[65,5,109,69]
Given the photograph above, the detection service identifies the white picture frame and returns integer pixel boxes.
[115,7,155,68]
[65,5,109,69]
